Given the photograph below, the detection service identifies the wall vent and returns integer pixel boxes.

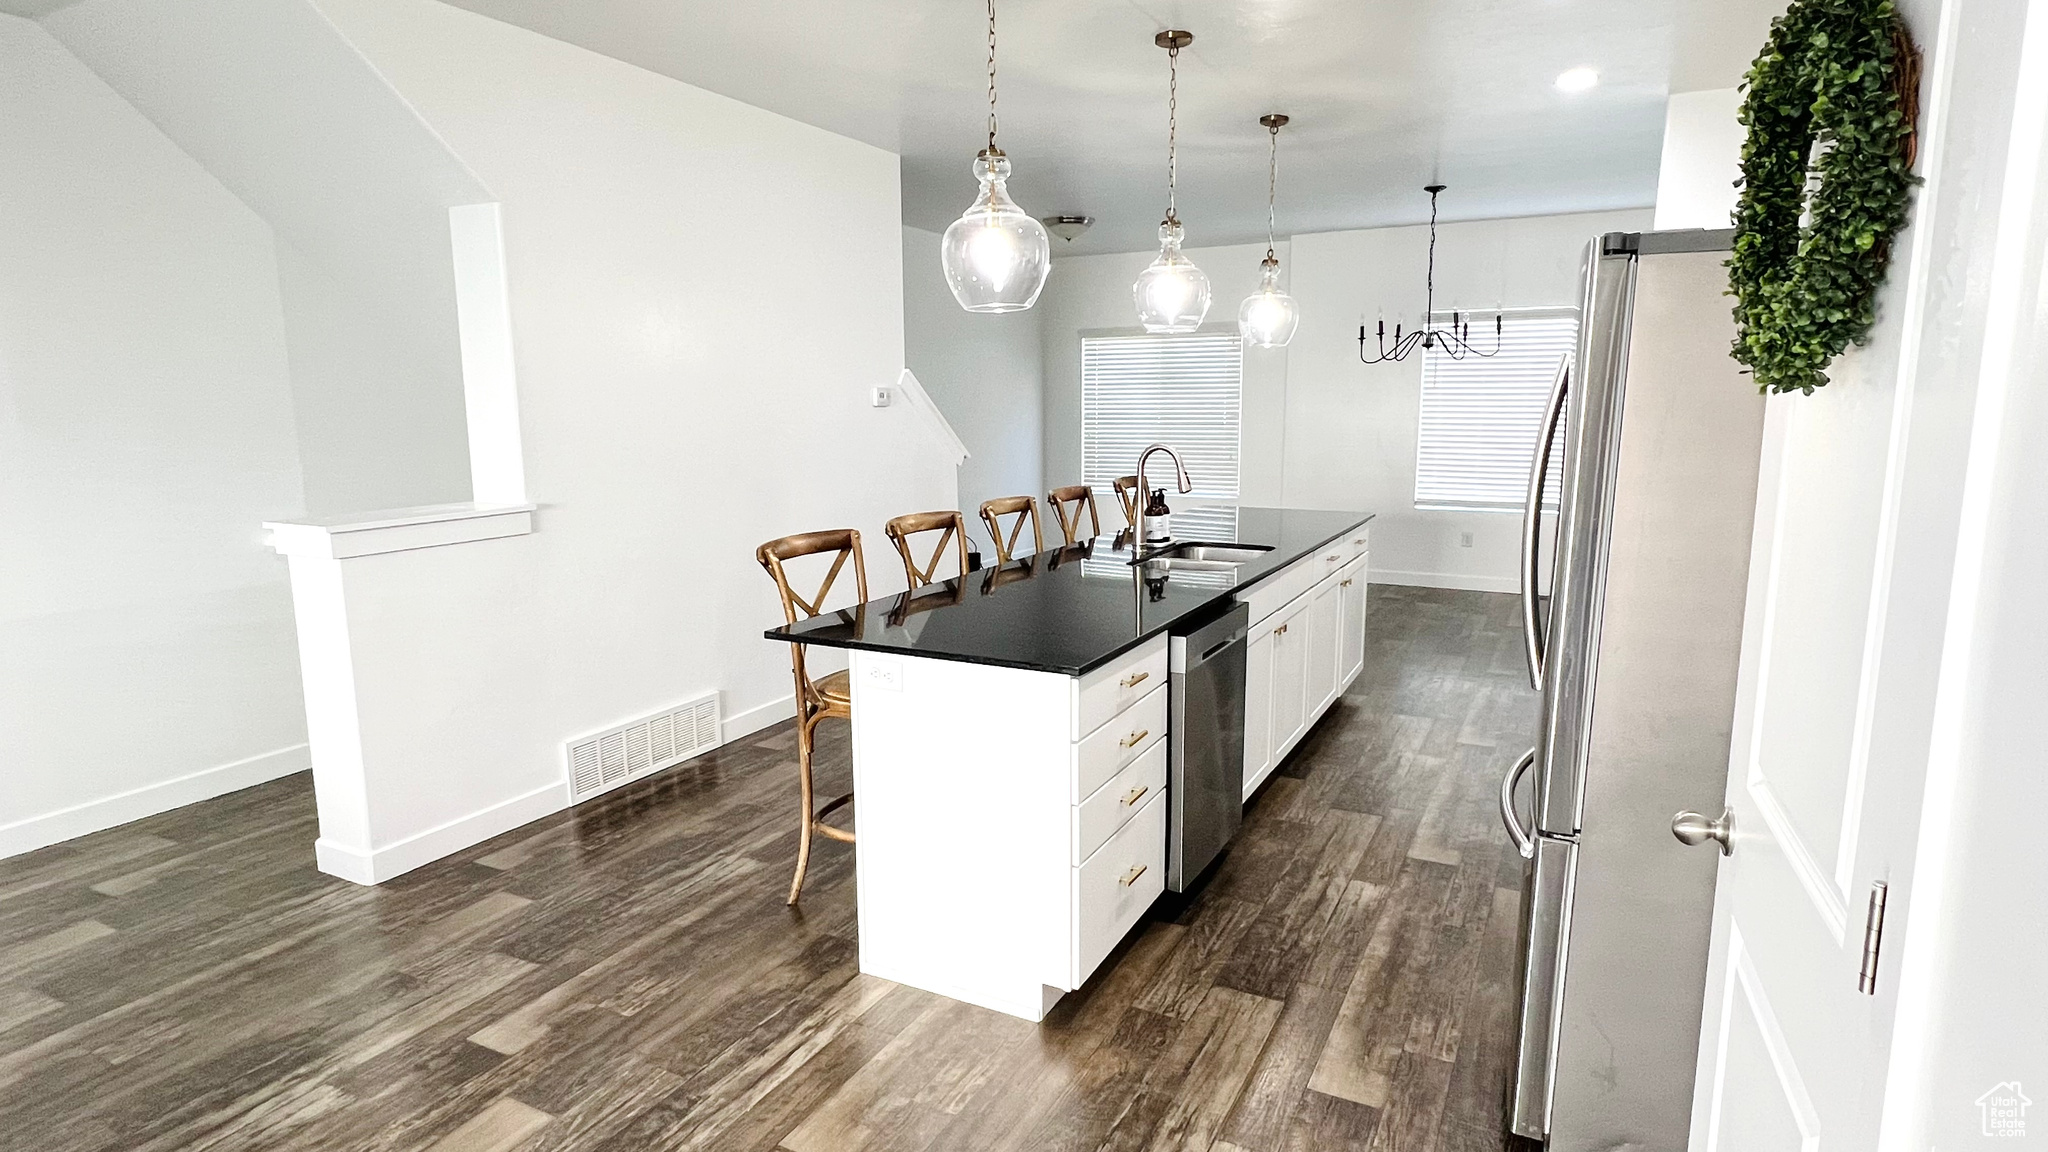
[565,692,720,802]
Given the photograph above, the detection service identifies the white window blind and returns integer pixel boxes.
[1081,333,1242,536]
[1414,309,1575,511]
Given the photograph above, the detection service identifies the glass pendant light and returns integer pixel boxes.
[1239,114,1301,347]
[940,0,1051,313]
[1134,30,1210,333]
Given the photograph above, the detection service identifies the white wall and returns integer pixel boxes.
[902,224,1043,551]
[42,0,487,517]
[283,0,955,879]
[1654,88,1747,230]
[1039,240,1292,510]
[0,15,311,857]
[1283,210,1650,591]
[1040,214,1648,590]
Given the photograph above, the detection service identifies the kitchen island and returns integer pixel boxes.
[767,506,1373,1020]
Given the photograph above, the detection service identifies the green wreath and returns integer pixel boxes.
[1729,0,1919,395]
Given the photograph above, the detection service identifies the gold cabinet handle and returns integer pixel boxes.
[1274,623,1288,636]
[1327,553,1341,561]
[1340,578,1353,587]
[1119,728,1150,749]
[1119,864,1148,887]
[1123,784,1149,807]
[1120,670,1150,688]
[1354,537,1367,545]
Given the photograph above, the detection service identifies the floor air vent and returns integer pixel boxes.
[566,693,720,802]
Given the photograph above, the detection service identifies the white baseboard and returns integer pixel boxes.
[722,692,795,743]
[0,744,311,861]
[321,693,799,886]
[1370,568,1519,594]
[316,779,565,885]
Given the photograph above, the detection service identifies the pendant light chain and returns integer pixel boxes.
[1265,123,1279,260]
[1165,40,1180,225]
[985,0,999,154]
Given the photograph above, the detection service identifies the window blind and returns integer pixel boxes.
[1414,309,1575,511]
[1081,333,1242,527]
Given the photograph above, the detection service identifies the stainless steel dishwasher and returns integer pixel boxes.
[1168,601,1250,891]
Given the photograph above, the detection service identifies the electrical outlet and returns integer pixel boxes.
[870,386,893,407]
[1460,531,1474,548]
[862,657,903,692]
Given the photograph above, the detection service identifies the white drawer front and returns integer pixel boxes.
[1313,541,1350,582]
[1241,561,1316,626]
[1074,737,1168,864]
[1072,681,1167,800]
[1073,788,1166,985]
[1074,637,1168,740]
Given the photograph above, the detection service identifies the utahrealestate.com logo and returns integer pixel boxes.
[1977,1081,2032,1138]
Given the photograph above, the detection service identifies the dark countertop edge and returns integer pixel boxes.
[762,511,1375,678]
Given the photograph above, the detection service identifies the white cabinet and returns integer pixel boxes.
[1268,595,1310,756]
[1243,625,1274,792]
[1308,577,1341,716]
[1339,554,1368,688]
[1238,524,1371,800]
[849,636,1169,1023]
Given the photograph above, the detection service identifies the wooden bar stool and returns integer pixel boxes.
[756,529,867,905]
[1046,485,1103,545]
[1111,475,1143,528]
[979,496,1043,564]
[885,510,970,589]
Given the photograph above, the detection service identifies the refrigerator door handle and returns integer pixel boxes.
[1521,357,1569,691]
[1500,747,1537,859]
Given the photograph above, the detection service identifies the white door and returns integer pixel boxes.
[1243,625,1274,798]
[1306,578,1339,715]
[1689,14,2042,1142]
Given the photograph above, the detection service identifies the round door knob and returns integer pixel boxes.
[1671,807,1735,856]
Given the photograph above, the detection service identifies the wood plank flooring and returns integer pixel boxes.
[0,585,1538,1152]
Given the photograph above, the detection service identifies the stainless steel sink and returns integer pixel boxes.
[1129,541,1275,566]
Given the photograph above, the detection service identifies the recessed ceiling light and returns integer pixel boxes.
[1555,67,1599,92]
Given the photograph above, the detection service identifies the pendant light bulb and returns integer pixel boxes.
[1134,30,1210,333]
[1136,218,1212,333]
[1239,113,1299,347]
[1240,256,1300,347]
[941,0,1051,313]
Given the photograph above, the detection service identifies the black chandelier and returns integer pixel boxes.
[1357,184,1501,364]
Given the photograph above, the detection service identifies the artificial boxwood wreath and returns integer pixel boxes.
[1729,0,1920,394]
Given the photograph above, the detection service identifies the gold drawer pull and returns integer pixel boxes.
[1340,578,1353,587]
[1120,670,1150,689]
[1326,553,1341,561]
[1123,784,1149,807]
[1354,537,1367,544]
[1119,728,1150,749]
[1274,623,1288,636]
[1119,864,1148,887]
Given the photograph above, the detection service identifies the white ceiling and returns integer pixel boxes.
[436,0,1690,254]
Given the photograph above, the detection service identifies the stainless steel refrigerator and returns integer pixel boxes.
[1503,229,1767,1147]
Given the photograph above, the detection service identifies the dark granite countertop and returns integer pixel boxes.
[763,506,1374,676]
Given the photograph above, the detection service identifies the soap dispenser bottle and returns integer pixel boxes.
[1144,487,1172,545]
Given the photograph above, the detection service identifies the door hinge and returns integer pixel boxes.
[1858,880,1889,995]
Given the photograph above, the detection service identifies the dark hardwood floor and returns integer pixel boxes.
[0,585,1537,1152]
